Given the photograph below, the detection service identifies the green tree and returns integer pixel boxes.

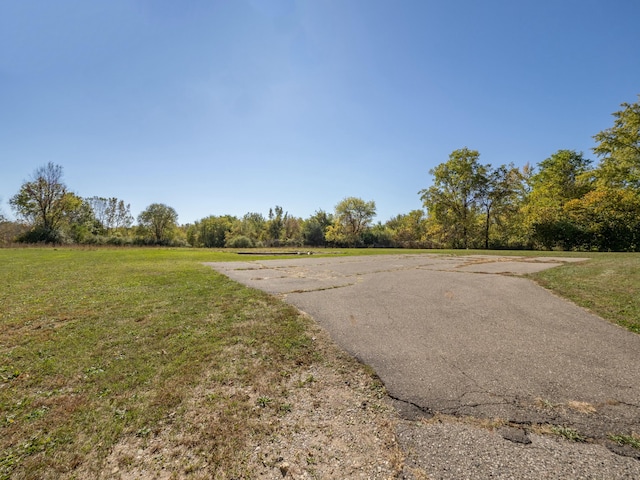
[282,215,303,246]
[593,95,640,190]
[10,163,65,231]
[565,187,640,251]
[302,210,333,247]
[419,148,487,249]
[326,197,376,247]
[302,219,325,247]
[362,222,394,247]
[137,203,179,244]
[226,212,266,247]
[385,210,428,248]
[188,215,236,248]
[522,150,593,249]
[64,194,99,243]
[86,196,134,235]
[9,163,85,243]
[266,206,285,246]
[477,164,525,249]
[112,200,134,232]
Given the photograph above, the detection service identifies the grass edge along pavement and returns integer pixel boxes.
[1,248,638,478]
[527,251,640,334]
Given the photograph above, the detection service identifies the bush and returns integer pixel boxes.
[18,226,68,244]
[106,236,134,246]
[225,235,255,248]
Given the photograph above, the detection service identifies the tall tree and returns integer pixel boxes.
[282,215,303,246]
[64,195,99,243]
[137,203,178,244]
[477,164,525,249]
[187,215,236,248]
[266,205,285,246]
[10,163,69,232]
[112,199,134,231]
[302,210,333,247]
[86,196,110,234]
[226,212,266,247]
[86,197,133,235]
[419,148,487,248]
[593,96,640,190]
[522,150,593,249]
[564,187,640,251]
[385,210,427,248]
[9,163,84,242]
[326,197,376,246]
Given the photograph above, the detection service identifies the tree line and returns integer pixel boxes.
[1,96,638,251]
[0,162,380,248]
[420,96,640,251]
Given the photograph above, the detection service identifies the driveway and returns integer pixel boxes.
[208,254,640,478]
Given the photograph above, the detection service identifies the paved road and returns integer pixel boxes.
[208,254,640,478]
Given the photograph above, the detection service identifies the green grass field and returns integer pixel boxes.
[0,248,324,479]
[1,248,638,478]
[528,252,640,334]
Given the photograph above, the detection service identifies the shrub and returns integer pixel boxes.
[225,235,255,248]
[18,226,68,244]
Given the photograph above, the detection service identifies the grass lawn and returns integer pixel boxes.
[1,247,637,478]
[0,248,326,479]
[528,252,640,334]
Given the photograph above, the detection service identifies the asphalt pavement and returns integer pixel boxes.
[207,253,640,479]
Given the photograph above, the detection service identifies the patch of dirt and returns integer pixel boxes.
[243,359,404,478]
[93,320,405,479]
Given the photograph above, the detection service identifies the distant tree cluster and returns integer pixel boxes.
[4,162,155,245]
[186,200,375,249]
[2,96,638,251]
[419,97,640,251]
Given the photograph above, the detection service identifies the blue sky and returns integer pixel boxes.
[1,0,639,224]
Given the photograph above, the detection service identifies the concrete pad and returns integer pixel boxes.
[207,253,640,473]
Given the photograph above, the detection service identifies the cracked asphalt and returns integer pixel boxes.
[208,253,640,478]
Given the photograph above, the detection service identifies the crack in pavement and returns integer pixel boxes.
[277,282,357,296]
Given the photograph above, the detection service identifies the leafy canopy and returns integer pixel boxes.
[593,95,640,190]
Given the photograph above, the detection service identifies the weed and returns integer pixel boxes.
[296,374,315,388]
[551,425,586,442]
[257,396,273,408]
[0,367,21,382]
[369,379,386,399]
[25,406,49,421]
[136,426,152,438]
[84,365,105,377]
[609,433,640,449]
[535,398,557,410]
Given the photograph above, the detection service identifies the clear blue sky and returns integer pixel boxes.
[1,0,639,224]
